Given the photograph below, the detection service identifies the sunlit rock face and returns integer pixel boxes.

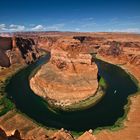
[50,129,75,140]
[37,36,59,51]
[99,41,140,66]
[36,35,102,54]
[77,131,96,140]
[30,37,99,107]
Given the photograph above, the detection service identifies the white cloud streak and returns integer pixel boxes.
[0,23,65,32]
[0,24,25,32]
[46,24,65,31]
[108,28,140,33]
[0,19,140,33]
[0,24,6,31]
[9,24,25,31]
[31,25,46,31]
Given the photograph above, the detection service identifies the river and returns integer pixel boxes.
[5,54,138,132]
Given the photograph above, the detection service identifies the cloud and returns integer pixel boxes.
[0,24,6,31]
[9,24,25,31]
[31,24,65,31]
[0,23,66,32]
[108,28,140,33]
[46,24,65,31]
[31,25,46,31]
[0,24,25,32]
[0,24,46,32]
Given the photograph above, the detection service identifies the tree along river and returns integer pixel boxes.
[5,54,138,131]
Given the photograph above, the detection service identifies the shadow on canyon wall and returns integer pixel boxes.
[0,37,40,67]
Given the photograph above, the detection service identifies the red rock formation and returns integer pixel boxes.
[0,37,41,67]
[0,126,98,140]
[0,37,12,50]
[15,37,40,64]
[30,37,99,109]
[77,131,96,140]
[37,36,59,51]
[0,128,22,140]
[99,41,140,66]
[51,37,101,54]
[0,49,10,67]
[50,129,74,140]
[35,35,102,54]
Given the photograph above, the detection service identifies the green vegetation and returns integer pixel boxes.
[0,64,25,117]
[93,57,140,135]
[94,92,140,135]
[99,77,106,88]
[0,97,15,116]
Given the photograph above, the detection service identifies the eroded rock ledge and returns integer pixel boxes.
[0,126,96,140]
[30,38,99,110]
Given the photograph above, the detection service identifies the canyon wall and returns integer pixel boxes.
[0,37,40,67]
[0,37,12,67]
[1,32,140,139]
[0,37,12,50]
[36,36,102,54]
[29,34,140,109]
[37,36,59,51]
[99,41,140,66]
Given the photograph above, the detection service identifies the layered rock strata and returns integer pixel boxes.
[30,38,99,109]
[0,36,40,67]
[98,40,140,90]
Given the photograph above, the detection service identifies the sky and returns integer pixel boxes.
[0,0,140,32]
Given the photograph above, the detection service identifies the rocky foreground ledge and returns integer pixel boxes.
[30,38,100,110]
[0,126,96,140]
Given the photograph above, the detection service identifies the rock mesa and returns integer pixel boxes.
[30,38,99,109]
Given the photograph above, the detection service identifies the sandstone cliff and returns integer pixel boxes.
[37,36,59,51]
[30,37,99,109]
[35,35,102,54]
[0,126,96,140]
[99,40,140,66]
[0,37,40,67]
